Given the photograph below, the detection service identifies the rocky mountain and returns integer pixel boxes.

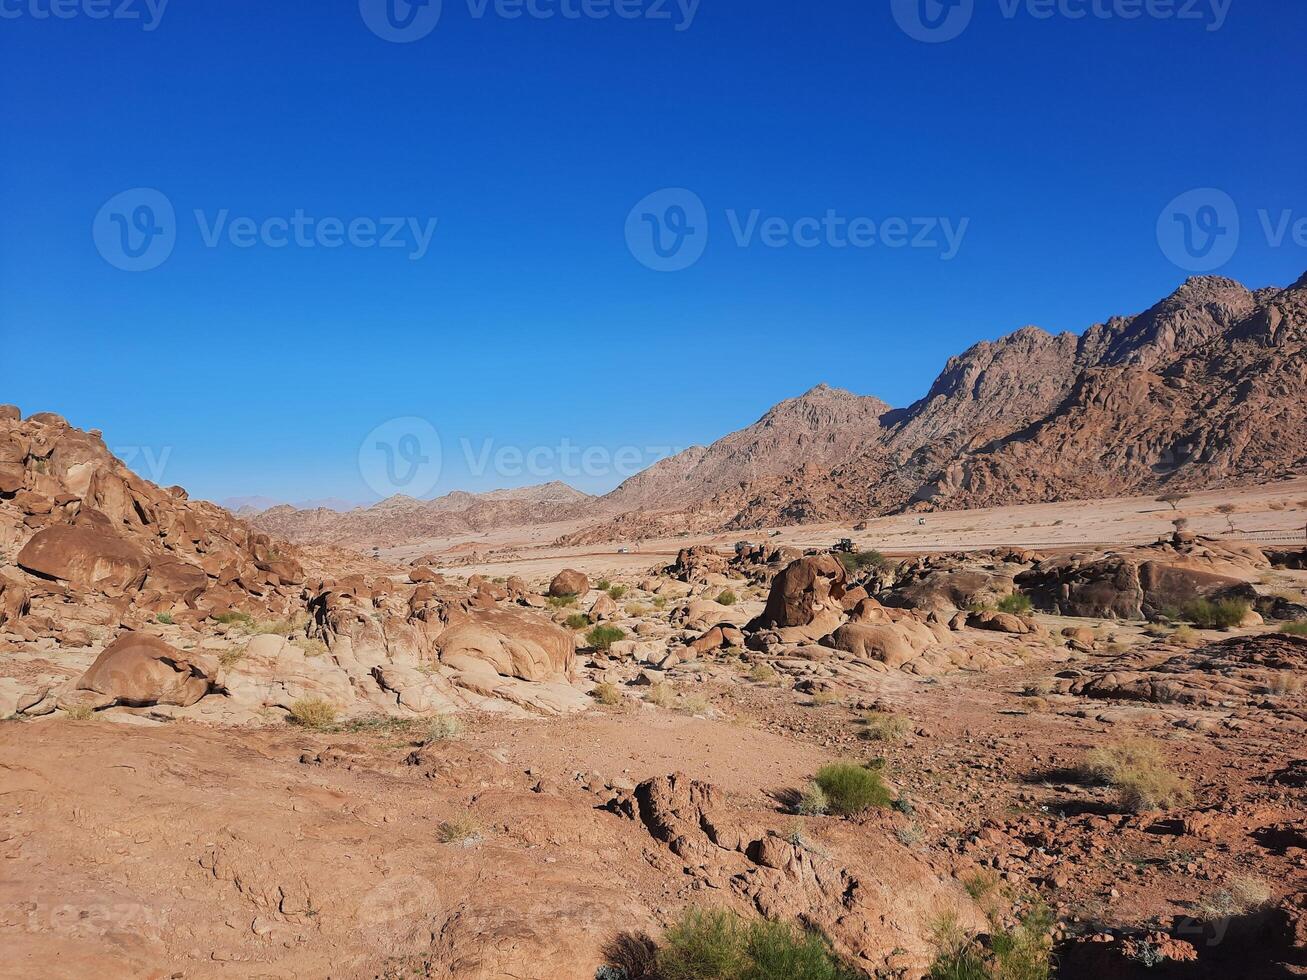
[573,272,1307,538]
[246,480,595,549]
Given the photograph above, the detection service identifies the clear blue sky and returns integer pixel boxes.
[2,0,1304,504]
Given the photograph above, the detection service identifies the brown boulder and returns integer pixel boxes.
[75,633,218,707]
[967,610,1030,634]
[751,555,847,630]
[17,524,149,596]
[435,606,576,681]
[548,568,589,597]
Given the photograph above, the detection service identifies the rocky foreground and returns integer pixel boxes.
[2,406,1307,978]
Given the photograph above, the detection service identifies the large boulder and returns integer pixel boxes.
[548,569,589,597]
[17,524,149,596]
[435,607,576,681]
[750,555,847,635]
[74,633,218,708]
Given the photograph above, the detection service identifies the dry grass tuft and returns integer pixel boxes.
[288,697,338,730]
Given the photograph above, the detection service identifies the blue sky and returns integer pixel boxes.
[2,0,1304,504]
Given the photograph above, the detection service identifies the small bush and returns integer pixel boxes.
[288,697,338,730]
[586,625,626,651]
[421,715,461,743]
[860,711,910,742]
[1079,738,1192,813]
[1180,597,1249,629]
[657,907,747,980]
[591,681,624,706]
[63,704,95,721]
[213,611,254,628]
[837,550,886,575]
[564,612,591,630]
[748,662,778,684]
[656,907,853,980]
[547,594,578,608]
[652,596,668,610]
[437,817,481,844]
[1280,621,1307,637]
[1199,875,1272,919]
[717,589,738,606]
[1266,671,1303,695]
[625,603,651,617]
[796,782,829,816]
[814,762,893,816]
[929,902,1054,980]
[678,693,711,716]
[646,681,676,708]
[292,637,328,657]
[1171,623,1199,644]
[156,612,174,625]
[608,584,628,600]
[217,647,246,670]
[996,592,1033,615]
[596,579,612,592]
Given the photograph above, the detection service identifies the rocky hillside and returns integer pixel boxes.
[577,272,1307,538]
[246,481,595,549]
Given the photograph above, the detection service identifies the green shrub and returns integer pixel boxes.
[813,762,892,816]
[586,625,626,650]
[547,594,577,608]
[155,612,174,625]
[657,907,747,980]
[996,592,1033,615]
[1179,597,1249,629]
[213,611,255,628]
[837,550,886,575]
[564,612,591,630]
[717,589,738,606]
[1280,621,1307,637]
[596,579,612,592]
[591,681,623,706]
[656,907,854,980]
[607,584,628,600]
[748,662,778,684]
[929,902,1054,980]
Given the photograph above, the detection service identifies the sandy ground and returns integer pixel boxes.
[392,478,1307,584]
